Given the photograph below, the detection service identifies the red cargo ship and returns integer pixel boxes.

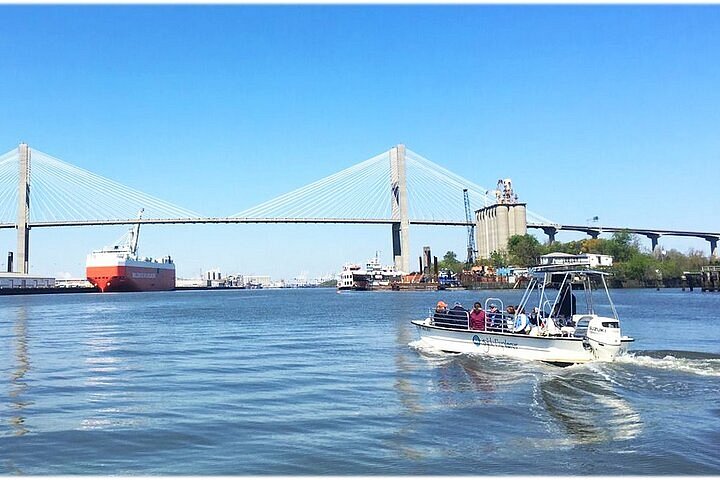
[86,210,176,292]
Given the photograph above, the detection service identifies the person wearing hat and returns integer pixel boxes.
[435,301,448,314]
[487,304,500,330]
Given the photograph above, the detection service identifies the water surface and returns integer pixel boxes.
[1,288,719,474]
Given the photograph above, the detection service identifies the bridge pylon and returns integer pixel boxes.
[16,143,30,274]
[390,144,410,273]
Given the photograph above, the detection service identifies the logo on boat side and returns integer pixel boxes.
[472,335,481,346]
[476,337,519,350]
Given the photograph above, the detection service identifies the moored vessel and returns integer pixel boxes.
[337,252,404,290]
[411,255,634,366]
[86,210,176,292]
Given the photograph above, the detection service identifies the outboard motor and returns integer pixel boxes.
[585,316,623,361]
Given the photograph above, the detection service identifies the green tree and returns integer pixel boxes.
[489,250,508,269]
[617,253,655,281]
[507,234,543,267]
[607,231,641,262]
[439,251,463,273]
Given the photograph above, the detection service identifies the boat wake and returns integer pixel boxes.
[408,338,552,383]
[408,338,454,356]
[536,362,643,445]
[407,339,461,367]
[616,349,720,377]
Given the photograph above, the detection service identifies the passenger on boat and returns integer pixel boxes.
[506,305,516,315]
[450,302,465,312]
[435,301,448,314]
[529,307,539,325]
[486,304,502,330]
[513,307,530,334]
[469,302,486,330]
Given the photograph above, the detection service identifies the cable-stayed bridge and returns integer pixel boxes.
[0,144,552,226]
[0,143,718,275]
[0,143,550,274]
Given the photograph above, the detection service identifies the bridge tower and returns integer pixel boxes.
[390,144,410,273]
[17,143,31,274]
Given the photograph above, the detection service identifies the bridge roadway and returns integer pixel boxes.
[0,217,472,228]
[1,218,717,256]
[526,223,720,255]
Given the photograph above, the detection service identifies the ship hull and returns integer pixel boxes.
[87,264,175,292]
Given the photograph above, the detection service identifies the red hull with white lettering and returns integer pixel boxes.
[87,264,175,292]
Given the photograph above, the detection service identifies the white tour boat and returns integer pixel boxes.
[411,262,634,366]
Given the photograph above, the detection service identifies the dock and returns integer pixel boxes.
[682,266,720,292]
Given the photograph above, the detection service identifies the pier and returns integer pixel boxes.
[683,266,720,292]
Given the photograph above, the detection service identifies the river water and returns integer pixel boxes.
[1,287,719,475]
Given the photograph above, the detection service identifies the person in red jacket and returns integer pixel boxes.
[469,302,486,330]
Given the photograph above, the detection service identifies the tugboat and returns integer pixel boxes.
[86,209,176,292]
[411,255,634,365]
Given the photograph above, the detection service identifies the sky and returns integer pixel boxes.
[0,5,719,280]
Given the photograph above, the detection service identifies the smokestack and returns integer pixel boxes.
[7,251,13,273]
[423,246,431,275]
[433,256,438,278]
[418,256,422,273]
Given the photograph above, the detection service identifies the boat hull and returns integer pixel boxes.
[411,318,632,365]
[87,263,175,292]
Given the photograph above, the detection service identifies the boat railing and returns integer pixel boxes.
[428,307,519,334]
[485,312,515,333]
[429,308,470,329]
[482,297,514,332]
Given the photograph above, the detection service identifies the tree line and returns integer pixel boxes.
[438,231,715,282]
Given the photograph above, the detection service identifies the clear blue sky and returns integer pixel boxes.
[1,5,719,279]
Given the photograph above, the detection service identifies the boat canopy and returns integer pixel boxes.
[518,265,618,321]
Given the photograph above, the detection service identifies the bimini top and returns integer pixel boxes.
[529,264,612,276]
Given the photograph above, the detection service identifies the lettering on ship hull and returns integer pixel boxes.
[87,265,175,292]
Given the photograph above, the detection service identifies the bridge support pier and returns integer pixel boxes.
[390,144,410,273]
[646,233,660,253]
[541,226,557,244]
[708,237,719,260]
[17,143,30,274]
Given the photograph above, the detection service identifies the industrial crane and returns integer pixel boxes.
[463,189,477,265]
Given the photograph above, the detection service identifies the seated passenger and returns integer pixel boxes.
[506,305,516,315]
[450,302,466,311]
[513,307,530,334]
[469,302,486,330]
[435,301,448,314]
[486,304,501,329]
[529,307,539,326]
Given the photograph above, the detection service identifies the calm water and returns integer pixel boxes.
[1,287,719,475]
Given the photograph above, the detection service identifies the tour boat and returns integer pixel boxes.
[411,260,634,366]
[86,210,176,292]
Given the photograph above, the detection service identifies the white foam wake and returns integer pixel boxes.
[616,351,720,377]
